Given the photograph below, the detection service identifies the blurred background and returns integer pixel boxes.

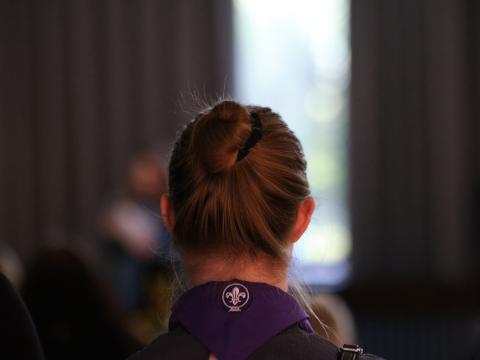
[1,0,480,359]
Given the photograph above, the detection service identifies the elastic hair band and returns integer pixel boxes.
[237,112,263,161]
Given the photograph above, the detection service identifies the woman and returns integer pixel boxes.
[128,100,383,360]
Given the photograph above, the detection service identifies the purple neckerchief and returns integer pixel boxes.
[169,279,313,360]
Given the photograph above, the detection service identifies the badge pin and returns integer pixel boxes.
[222,283,250,312]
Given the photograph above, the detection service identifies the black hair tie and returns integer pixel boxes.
[237,112,263,161]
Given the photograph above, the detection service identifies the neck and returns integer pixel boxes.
[183,252,290,292]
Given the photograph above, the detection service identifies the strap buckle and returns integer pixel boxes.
[338,344,364,360]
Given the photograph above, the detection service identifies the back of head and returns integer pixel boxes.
[22,248,140,359]
[168,100,310,262]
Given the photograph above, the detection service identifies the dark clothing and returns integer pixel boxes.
[128,280,384,360]
[129,323,338,360]
[129,324,384,360]
[0,272,44,360]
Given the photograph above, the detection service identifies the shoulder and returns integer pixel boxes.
[250,325,385,360]
[126,325,332,360]
[0,273,45,360]
[127,326,209,360]
[249,324,339,360]
[126,324,385,360]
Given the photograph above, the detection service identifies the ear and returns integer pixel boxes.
[160,194,175,233]
[289,197,315,243]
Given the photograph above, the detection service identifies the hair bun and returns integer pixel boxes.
[191,100,252,174]
[211,100,245,121]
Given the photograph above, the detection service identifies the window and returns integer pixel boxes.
[234,0,351,287]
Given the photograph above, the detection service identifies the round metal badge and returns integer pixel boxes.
[221,282,250,312]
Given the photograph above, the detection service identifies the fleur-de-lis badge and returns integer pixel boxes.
[222,283,250,312]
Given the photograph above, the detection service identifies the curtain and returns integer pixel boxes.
[0,0,233,259]
[350,0,480,284]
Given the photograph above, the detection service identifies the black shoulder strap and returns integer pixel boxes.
[337,344,364,360]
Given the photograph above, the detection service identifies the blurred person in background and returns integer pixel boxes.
[22,247,141,360]
[0,241,24,288]
[99,150,173,312]
[0,271,44,360]
[309,293,357,347]
[128,261,175,344]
